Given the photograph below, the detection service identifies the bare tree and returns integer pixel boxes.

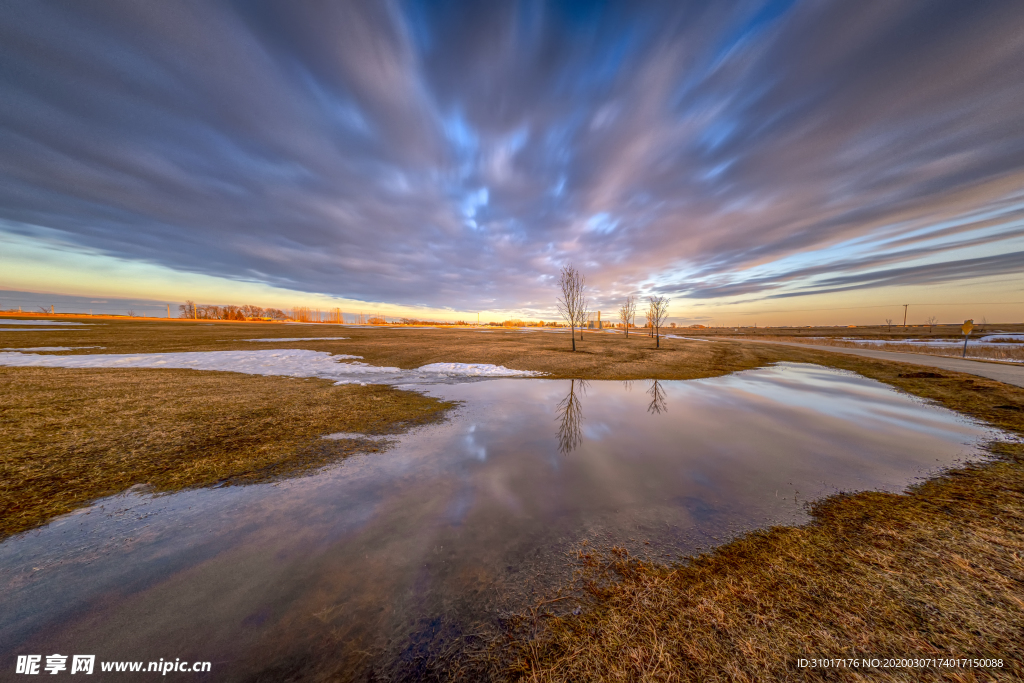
[556,379,587,455]
[556,264,589,351]
[178,300,197,319]
[241,304,264,320]
[925,315,937,333]
[885,318,893,333]
[619,295,636,338]
[646,380,667,414]
[648,296,670,348]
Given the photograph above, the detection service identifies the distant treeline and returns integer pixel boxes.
[179,301,287,321]
[398,318,460,325]
[499,319,562,327]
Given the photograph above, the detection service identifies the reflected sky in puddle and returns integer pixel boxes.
[0,363,1005,680]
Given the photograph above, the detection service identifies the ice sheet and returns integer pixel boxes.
[2,346,104,351]
[0,319,89,325]
[0,349,543,383]
[241,337,349,342]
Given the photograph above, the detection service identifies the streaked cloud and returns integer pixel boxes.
[1,0,1022,316]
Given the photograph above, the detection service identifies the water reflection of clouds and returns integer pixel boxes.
[443,490,475,527]
[708,366,980,443]
[582,422,612,441]
[463,423,487,461]
[3,364,1007,681]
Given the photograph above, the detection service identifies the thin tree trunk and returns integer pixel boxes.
[571,326,576,351]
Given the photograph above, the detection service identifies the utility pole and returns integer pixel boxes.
[167,304,170,318]
[903,304,909,327]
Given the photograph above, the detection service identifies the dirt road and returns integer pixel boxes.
[727,338,1024,388]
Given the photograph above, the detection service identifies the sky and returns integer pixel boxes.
[2,0,1023,325]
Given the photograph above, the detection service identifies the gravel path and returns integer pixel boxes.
[724,338,1024,388]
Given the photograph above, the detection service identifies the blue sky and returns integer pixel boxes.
[1,0,1023,324]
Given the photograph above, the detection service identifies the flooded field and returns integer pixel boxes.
[0,363,1004,680]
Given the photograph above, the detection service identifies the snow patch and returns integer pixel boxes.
[980,334,1024,342]
[830,337,1024,347]
[0,349,544,383]
[0,319,89,325]
[417,362,542,377]
[241,337,349,342]
[664,335,720,342]
[2,346,104,351]
[322,432,392,441]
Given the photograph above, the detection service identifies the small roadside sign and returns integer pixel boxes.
[961,319,973,357]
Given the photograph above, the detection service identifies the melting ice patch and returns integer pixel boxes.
[322,432,392,441]
[664,335,721,342]
[241,338,349,342]
[821,336,1024,348]
[0,349,543,384]
[2,346,104,351]
[0,319,89,325]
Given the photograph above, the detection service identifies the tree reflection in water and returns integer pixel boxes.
[556,379,588,455]
[647,379,667,414]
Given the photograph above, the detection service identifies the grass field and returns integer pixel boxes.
[3,316,1023,680]
[0,367,455,539]
[1,315,803,379]
[2,317,803,538]
[490,355,1024,682]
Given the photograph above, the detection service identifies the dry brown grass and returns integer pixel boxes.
[0,367,454,539]
[5,318,1024,680]
[0,316,805,379]
[495,356,1024,682]
[1,319,802,542]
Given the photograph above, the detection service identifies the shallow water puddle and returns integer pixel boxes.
[0,363,1004,679]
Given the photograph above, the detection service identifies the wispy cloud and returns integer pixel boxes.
[1,0,1022,311]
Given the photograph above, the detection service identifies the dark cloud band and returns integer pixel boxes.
[1,0,1022,310]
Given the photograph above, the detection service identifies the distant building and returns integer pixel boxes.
[587,311,604,329]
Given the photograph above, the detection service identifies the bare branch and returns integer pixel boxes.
[648,296,670,348]
[556,379,587,454]
[556,264,588,351]
[646,380,667,414]
[619,295,636,338]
